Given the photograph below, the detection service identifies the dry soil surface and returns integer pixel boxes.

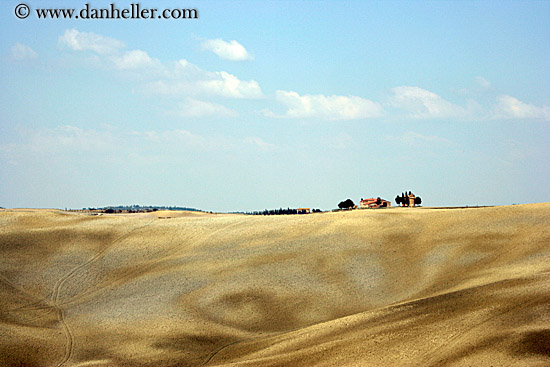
[0,204,549,366]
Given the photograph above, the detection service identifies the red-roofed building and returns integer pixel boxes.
[360,197,391,209]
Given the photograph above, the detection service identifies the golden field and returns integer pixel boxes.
[0,204,549,367]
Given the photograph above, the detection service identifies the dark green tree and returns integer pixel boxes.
[338,199,355,209]
[395,196,402,205]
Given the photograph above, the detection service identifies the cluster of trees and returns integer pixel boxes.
[338,199,356,210]
[246,208,321,215]
[395,191,422,206]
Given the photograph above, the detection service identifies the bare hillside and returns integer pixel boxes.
[1,204,549,366]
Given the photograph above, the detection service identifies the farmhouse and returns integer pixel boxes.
[360,197,391,209]
[297,208,311,214]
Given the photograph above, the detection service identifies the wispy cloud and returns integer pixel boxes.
[1,126,277,163]
[201,38,253,61]
[18,125,116,153]
[197,71,262,98]
[391,85,550,122]
[10,43,38,61]
[170,98,238,118]
[390,86,470,119]
[59,29,162,74]
[269,90,384,120]
[59,29,124,54]
[145,69,263,99]
[111,49,160,70]
[493,95,550,120]
[141,57,262,99]
[474,76,491,89]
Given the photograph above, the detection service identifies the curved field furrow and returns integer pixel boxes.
[49,219,158,367]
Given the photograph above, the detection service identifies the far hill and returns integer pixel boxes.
[76,204,202,212]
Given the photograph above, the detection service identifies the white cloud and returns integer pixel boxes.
[271,90,384,120]
[243,136,275,151]
[10,43,38,61]
[59,29,124,54]
[391,86,549,121]
[145,70,263,99]
[201,38,252,61]
[171,59,205,80]
[111,50,159,70]
[59,29,159,72]
[171,98,238,118]
[493,95,550,120]
[390,86,469,119]
[198,71,263,99]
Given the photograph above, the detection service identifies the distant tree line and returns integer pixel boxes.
[245,208,322,215]
[79,205,201,213]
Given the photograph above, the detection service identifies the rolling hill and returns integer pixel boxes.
[1,204,549,366]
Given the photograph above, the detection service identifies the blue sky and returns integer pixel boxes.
[1,0,549,211]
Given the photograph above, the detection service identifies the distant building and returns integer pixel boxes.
[297,208,311,214]
[404,192,415,207]
[360,197,391,209]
